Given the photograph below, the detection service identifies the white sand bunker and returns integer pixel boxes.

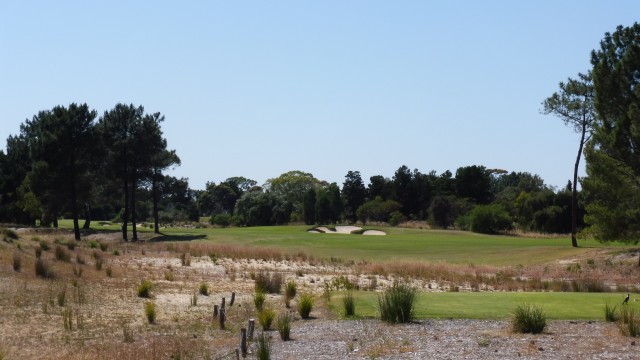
[308,225,386,236]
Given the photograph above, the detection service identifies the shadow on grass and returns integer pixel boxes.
[150,234,207,242]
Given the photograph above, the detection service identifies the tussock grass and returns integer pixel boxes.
[342,291,356,317]
[378,283,416,323]
[137,280,153,298]
[198,283,209,296]
[284,281,297,308]
[1,227,18,242]
[511,303,546,334]
[256,332,272,360]
[12,252,21,272]
[254,271,282,294]
[145,302,156,324]
[254,291,266,311]
[55,245,71,262]
[276,312,292,341]
[297,293,314,319]
[258,308,276,330]
[35,258,54,278]
[604,303,619,322]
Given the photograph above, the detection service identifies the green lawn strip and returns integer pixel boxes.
[330,291,637,320]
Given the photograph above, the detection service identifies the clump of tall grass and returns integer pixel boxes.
[255,271,283,294]
[12,252,21,272]
[258,308,276,330]
[1,227,18,242]
[198,283,209,296]
[618,306,640,337]
[604,303,619,322]
[145,302,157,323]
[255,332,272,360]
[254,291,266,311]
[55,246,71,262]
[276,312,292,341]
[179,253,191,266]
[39,240,50,251]
[297,293,314,319]
[343,291,356,317]
[35,258,54,279]
[378,283,417,323]
[137,280,153,298]
[284,281,297,308]
[511,303,546,334]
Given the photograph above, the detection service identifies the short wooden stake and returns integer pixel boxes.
[230,292,236,306]
[235,348,240,360]
[221,297,226,309]
[220,308,226,330]
[248,319,255,341]
[213,304,219,318]
[240,328,247,357]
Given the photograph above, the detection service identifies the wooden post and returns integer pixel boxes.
[219,308,226,330]
[213,304,219,318]
[221,297,226,309]
[248,319,255,341]
[235,348,240,360]
[240,328,247,357]
[230,292,236,306]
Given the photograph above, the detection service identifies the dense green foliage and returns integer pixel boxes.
[377,283,417,323]
[511,303,547,334]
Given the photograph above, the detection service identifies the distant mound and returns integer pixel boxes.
[308,225,386,236]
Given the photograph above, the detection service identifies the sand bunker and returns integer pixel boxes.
[308,225,386,236]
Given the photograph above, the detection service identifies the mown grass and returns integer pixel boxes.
[57,220,632,266]
[331,291,637,320]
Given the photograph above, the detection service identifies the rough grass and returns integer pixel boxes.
[378,283,417,323]
[511,303,546,334]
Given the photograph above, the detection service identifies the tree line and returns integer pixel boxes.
[2,23,640,249]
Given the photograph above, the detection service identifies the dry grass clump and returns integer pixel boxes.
[254,271,283,294]
[35,258,54,278]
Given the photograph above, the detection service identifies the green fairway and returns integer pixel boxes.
[58,221,634,266]
[331,291,639,320]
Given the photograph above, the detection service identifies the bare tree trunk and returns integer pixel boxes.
[122,173,129,242]
[571,123,587,248]
[131,174,138,242]
[82,203,91,229]
[152,171,160,234]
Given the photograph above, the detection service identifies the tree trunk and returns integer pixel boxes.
[82,203,91,229]
[122,163,129,242]
[131,173,138,242]
[71,178,81,241]
[571,123,587,248]
[53,215,58,228]
[152,170,160,234]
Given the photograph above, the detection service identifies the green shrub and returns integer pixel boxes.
[88,240,98,249]
[199,283,209,296]
[378,283,417,323]
[137,280,153,298]
[145,302,156,323]
[284,281,297,308]
[55,246,71,262]
[211,213,231,227]
[254,291,266,311]
[469,204,513,234]
[343,291,356,317]
[258,308,276,330]
[389,211,406,226]
[297,293,314,319]
[511,303,546,334]
[605,303,619,322]
[255,271,283,294]
[276,312,292,341]
[255,332,271,360]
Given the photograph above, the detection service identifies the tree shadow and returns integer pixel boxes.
[149,233,207,242]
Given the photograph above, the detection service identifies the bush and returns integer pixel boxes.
[137,280,153,298]
[297,293,314,319]
[255,272,283,294]
[469,204,512,234]
[378,283,417,323]
[258,308,276,330]
[343,291,356,317]
[211,213,232,227]
[254,291,266,311]
[276,312,292,341]
[619,306,640,337]
[511,303,546,334]
[55,246,71,262]
[145,302,156,324]
[388,211,406,226]
[255,332,271,360]
[199,283,209,296]
[284,281,297,308]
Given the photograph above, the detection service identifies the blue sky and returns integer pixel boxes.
[1,1,638,190]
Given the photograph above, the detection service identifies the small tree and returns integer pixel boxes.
[469,204,512,234]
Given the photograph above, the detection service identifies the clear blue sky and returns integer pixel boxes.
[2,1,638,190]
